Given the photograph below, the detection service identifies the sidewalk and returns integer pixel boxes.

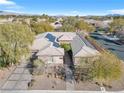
[1,59,32,90]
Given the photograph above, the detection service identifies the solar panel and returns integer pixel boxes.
[53,42,60,47]
[45,33,60,48]
[45,33,56,42]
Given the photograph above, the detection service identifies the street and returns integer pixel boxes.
[90,33,124,61]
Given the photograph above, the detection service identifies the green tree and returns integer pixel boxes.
[77,51,122,87]
[61,17,95,32]
[75,20,95,32]
[60,17,78,32]
[48,17,57,23]
[31,22,54,34]
[90,51,122,86]
[60,24,76,32]
[0,23,34,67]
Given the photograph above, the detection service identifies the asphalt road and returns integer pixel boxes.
[90,33,124,61]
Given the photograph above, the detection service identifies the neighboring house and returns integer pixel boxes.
[51,21,62,29]
[117,30,124,40]
[0,18,14,24]
[31,32,99,65]
[71,33,100,65]
[84,19,112,29]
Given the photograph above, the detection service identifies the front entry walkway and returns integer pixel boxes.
[64,52,75,90]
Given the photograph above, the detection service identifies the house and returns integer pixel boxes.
[31,32,66,65]
[31,32,99,65]
[71,33,100,65]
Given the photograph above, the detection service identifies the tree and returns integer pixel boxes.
[60,17,78,32]
[48,17,57,23]
[60,17,95,32]
[110,18,124,34]
[0,23,34,67]
[41,14,49,19]
[75,20,95,32]
[60,24,76,32]
[31,22,54,34]
[77,51,122,87]
[90,51,122,86]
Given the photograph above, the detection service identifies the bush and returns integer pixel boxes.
[60,44,71,51]
[33,59,45,75]
[33,59,45,68]
[77,51,122,86]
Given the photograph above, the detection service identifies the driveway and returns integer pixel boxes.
[90,33,124,61]
[0,59,32,90]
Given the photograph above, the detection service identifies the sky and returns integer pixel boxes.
[0,0,124,16]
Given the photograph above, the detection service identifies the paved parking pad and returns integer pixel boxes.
[1,61,32,90]
[13,68,25,74]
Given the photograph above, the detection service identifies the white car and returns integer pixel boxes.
[103,35,120,41]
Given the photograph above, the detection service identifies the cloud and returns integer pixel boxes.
[6,5,24,9]
[0,0,15,5]
[0,0,24,10]
[109,9,124,14]
[3,9,25,14]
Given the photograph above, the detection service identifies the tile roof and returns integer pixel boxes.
[36,47,64,56]
[71,34,99,57]
[31,38,51,51]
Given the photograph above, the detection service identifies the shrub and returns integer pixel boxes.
[60,44,71,51]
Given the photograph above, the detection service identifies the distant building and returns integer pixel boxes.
[0,18,14,24]
[116,30,124,40]
[84,19,113,29]
[51,21,62,29]
[37,18,47,23]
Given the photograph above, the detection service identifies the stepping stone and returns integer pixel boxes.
[2,81,29,90]
[21,74,32,81]
[24,69,30,74]
[13,68,25,74]
[2,81,17,90]
[8,74,32,81]
[8,74,21,81]
[15,81,28,90]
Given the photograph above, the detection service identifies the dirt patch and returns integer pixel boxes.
[29,75,66,90]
